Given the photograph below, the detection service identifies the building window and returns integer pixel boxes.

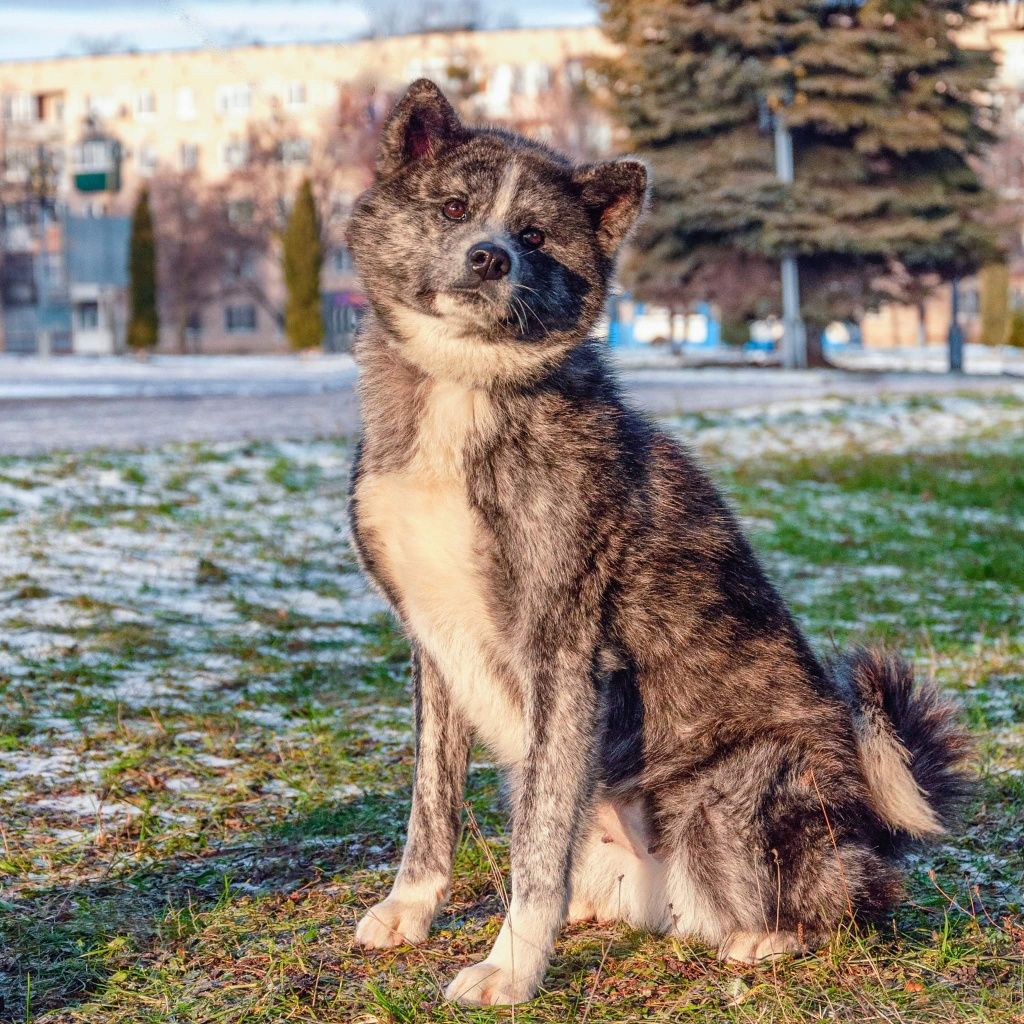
[216,83,252,115]
[179,142,199,171]
[41,251,64,288]
[221,138,249,169]
[522,63,551,99]
[285,81,307,108]
[176,86,197,120]
[138,145,158,175]
[237,252,259,280]
[3,93,38,123]
[85,94,119,120]
[73,138,118,174]
[76,301,100,330]
[1,252,36,306]
[227,199,254,226]
[225,303,257,333]
[278,137,310,165]
[223,247,259,281]
[135,90,156,117]
[43,93,65,123]
[3,147,33,184]
[333,247,353,272]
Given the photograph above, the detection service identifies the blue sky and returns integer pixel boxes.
[0,1,598,62]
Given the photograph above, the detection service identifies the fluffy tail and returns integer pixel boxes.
[835,648,972,845]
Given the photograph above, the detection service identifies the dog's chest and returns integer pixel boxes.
[356,383,526,764]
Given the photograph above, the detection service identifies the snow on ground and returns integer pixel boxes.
[0,352,358,399]
[664,387,1024,462]
[832,342,1024,375]
[0,386,1020,914]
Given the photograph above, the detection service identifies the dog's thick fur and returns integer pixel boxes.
[347,79,971,1006]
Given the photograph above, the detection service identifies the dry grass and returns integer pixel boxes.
[0,391,1020,1022]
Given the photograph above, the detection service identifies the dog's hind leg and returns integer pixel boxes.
[660,746,905,962]
[717,930,805,963]
[568,799,671,930]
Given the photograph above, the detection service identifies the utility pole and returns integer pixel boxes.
[772,107,807,369]
[948,277,964,373]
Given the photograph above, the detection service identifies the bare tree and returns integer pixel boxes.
[361,0,483,37]
[150,170,225,352]
[505,65,611,162]
[148,80,386,345]
[72,35,132,57]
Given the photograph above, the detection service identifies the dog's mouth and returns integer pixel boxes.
[448,287,493,308]
[440,286,510,322]
[436,284,544,339]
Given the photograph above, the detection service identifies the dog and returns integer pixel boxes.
[346,78,970,1006]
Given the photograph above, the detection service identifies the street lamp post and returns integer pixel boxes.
[770,106,807,369]
[948,277,964,373]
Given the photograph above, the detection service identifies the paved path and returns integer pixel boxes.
[0,356,1020,455]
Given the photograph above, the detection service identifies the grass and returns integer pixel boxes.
[0,391,1021,1021]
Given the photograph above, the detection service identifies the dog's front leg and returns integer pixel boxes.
[355,649,470,948]
[446,645,597,1006]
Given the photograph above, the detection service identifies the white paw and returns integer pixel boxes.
[717,930,803,964]
[354,896,435,949]
[444,960,539,1006]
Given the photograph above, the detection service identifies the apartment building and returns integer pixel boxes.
[0,26,616,354]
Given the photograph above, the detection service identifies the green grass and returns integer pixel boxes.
[0,395,1020,1022]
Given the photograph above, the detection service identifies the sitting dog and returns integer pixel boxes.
[347,78,969,1006]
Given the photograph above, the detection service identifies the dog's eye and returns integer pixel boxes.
[442,198,467,221]
[521,227,545,249]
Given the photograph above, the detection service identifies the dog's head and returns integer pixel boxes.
[347,79,647,385]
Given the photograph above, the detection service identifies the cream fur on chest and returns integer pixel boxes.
[357,380,527,764]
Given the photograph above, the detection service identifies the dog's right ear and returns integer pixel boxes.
[376,79,468,180]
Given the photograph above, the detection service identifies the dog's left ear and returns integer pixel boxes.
[572,160,649,258]
[376,79,468,179]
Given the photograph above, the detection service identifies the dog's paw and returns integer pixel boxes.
[444,960,538,1006]
[354,896,434,949]
[717,930,803,964]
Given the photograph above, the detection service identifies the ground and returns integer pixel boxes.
[1,350,1020,454]
[0,386,1022,1022]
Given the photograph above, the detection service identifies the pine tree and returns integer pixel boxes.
[601,0,1001,363]
[127,187,159,350]
[282,178,324,351]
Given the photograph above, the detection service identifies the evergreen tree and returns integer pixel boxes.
[601,0,1000,364]
[127,187,159,350]
[282,178,324,351]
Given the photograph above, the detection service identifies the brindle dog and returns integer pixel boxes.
[347,79,969,1006]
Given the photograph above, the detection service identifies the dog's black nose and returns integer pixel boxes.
[468,242,511,281]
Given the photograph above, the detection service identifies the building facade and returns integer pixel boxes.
[3,15,1021,357]
[0,26,616,354]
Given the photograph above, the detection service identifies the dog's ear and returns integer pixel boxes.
[376,79,468,179]
[572,160,649,258]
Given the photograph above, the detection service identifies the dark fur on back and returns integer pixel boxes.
[347,80,972,1005]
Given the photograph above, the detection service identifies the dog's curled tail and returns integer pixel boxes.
[836,647,972,846]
